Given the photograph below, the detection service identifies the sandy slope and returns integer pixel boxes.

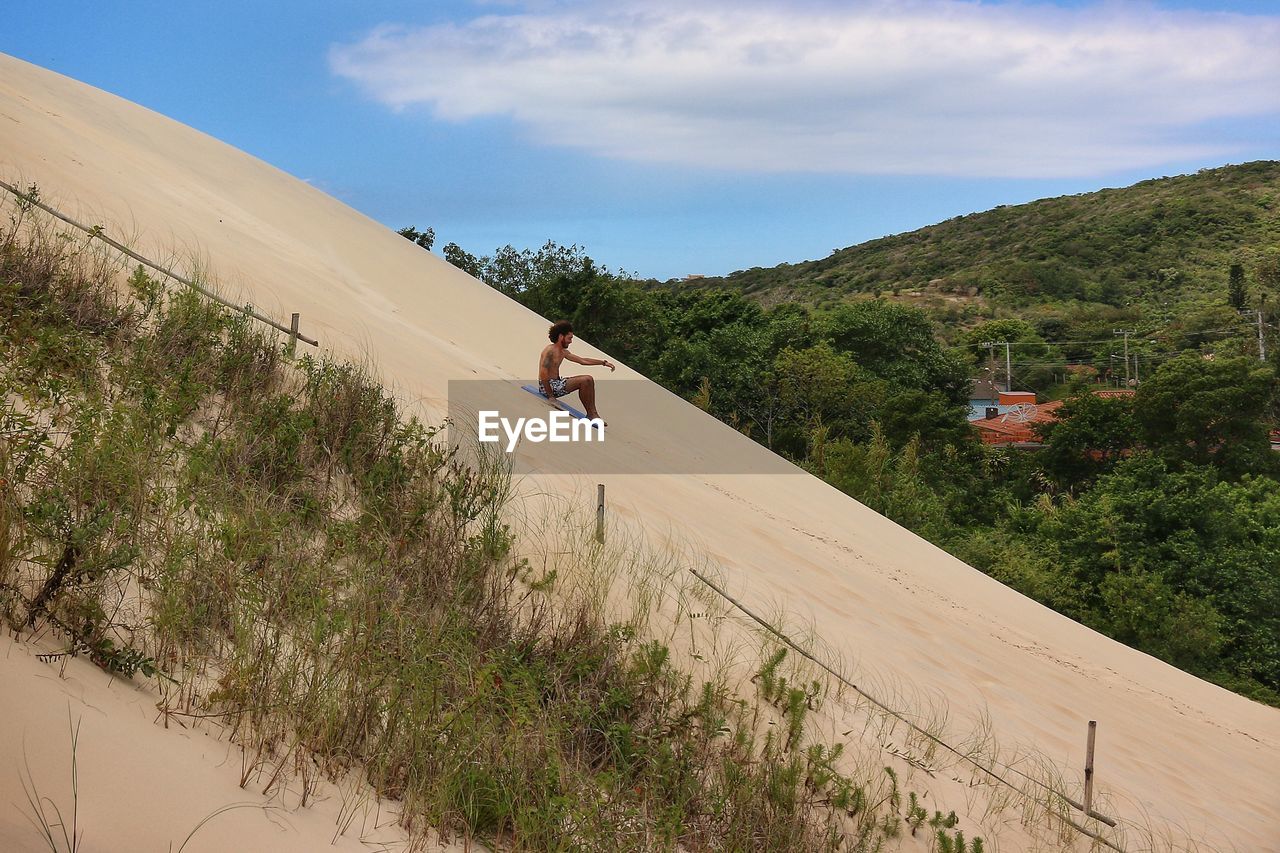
[0,633,417,852]
[1,52,1277,851]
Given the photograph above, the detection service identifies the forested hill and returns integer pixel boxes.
[691,161,1280,309]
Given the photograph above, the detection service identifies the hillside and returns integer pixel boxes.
[692,162,1280,312]
[3,53,1279,852]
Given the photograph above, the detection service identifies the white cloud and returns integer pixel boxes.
[329,1,1280,177]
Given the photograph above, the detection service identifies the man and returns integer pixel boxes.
[539,320,614,424]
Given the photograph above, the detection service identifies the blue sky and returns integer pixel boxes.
[4,1,1279,280]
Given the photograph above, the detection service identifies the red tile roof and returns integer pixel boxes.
[971,400,1064,445]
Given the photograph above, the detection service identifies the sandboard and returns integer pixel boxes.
[520,384,597,423]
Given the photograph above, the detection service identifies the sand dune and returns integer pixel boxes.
[0,632,418,852]
[2,52,1277,851]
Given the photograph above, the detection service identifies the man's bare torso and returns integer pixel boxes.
[540,343,565,380]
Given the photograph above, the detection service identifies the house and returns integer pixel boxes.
[970,397,1064,447]
[968,386,1039,422]
[968,388,1135,448]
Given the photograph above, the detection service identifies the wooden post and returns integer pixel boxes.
[595,484,605,544]
[286,312,300,358]
[1083,720,1097,817]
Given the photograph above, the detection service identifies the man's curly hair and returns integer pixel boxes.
[548,320,573,343]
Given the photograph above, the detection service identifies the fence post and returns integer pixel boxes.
[595,484,605,544]
[1084,720,1097,816]
[286,312,300,358]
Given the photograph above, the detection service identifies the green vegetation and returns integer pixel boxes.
[672,161,1280,402]
[689,161,1280,317]
[3,190,1009,850]
[425,164,1280,706]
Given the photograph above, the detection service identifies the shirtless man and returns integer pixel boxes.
[539,320,615,423]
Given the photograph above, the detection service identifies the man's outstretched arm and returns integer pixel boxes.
[565,352,615,370]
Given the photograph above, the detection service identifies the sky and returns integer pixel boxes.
[4,0,1279,280]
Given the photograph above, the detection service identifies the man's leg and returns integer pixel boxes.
[563,375,604,422]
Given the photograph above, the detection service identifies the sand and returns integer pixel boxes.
[0,632,417,852]
[1,52,1277,851]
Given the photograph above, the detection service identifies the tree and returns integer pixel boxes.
[762,302,819,352]
[1135,354,1275,477]
[817,426,951,542]
[821,301,970,404]
[1228,262,1247,310]
[1166,304,1247,352]
[876,389,974,451]
[652,322,771,421]
[653,288,762,339]
[440,240,598,298]
[1037,453,1280,695]
[1036,391,1137,490]
[1257,249,1280,300]
[396,226,435,251]
[773,343,881,441]
[491,241,595,298]
[442,242,482,279]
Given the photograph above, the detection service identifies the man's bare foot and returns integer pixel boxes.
[588,410,607,427]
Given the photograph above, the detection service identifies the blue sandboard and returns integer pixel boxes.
[521,384,594,421]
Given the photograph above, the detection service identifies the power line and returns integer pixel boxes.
[1007,350,1214,369]
[947,325,1248,350]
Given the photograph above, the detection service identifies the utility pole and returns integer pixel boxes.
[1254,307,1264,361]
[981,341,1011,393]
[1257,301,1268,363]
[1242,304,1268,362]
[1114,330,1132,385]
[1005,341,1011,393]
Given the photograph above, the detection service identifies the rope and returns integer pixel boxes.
[0,179,317,348]
[687,567,1124,848]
